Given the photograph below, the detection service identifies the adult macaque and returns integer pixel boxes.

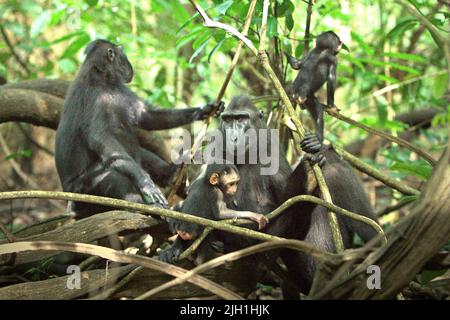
[286,31,343,142]
[55,39,223,218]
[159,163,268,263]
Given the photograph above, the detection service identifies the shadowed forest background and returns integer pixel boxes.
[0,0,449,300]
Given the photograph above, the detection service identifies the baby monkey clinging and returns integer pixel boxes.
[159,164,268,263]
[286,31,343,142]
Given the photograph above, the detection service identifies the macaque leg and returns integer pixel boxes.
[218,208,269,230]
[306,98,325,143]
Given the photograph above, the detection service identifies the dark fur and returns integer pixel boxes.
[287,31,342,142]
[55,39,217,217]
[159,164,239,263]
[159,95,378,298]
[268,143,379,296]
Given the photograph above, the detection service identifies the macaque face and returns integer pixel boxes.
[209,169,240,197]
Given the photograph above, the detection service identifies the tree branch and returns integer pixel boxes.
[0,241,242,300]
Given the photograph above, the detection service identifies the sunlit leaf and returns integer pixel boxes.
[208,38,225,63]
[215,0,233,16]
[61,33,91,59]
[384,52,426,63]
[155,67,166,87]
[432,72,448,99]
[5,150,32,160]
[267,17,278,38]
[285,14,294,32]
[176,26,203,48]
[30,10,51,37]
[351,32,374,55]
[277,0,294,17]
[189,33,215,64]
[391,162,432,181]
[386,19,418,39]
[59,58,76,73]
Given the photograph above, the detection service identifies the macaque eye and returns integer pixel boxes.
[221,115,232,122]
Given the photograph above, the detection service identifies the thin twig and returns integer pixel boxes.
[304,0,314,54]
[0,132,65,210]
[178,194,386,262]
[191,0,345,252]
[89,265,143,300]
[135,239,333,300]
[325,108,436,166]
[376,198,416,217]
[0,190,283,243]
[0,241,242,300]
[167,0,258,204]
[0,26,31,76]
[17,123,54,156]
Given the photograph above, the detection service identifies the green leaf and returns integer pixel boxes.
[383,52,426,63]
[84,0,98,7]
[5,150,32,160]
[419,269,447,285]
[216,0,234,15]
[285,14,294,32]
[192,29,214,50]
[387,62,420,75]
[61,33,91,60]
[189,33,215,64]
[386,19,418,39]
[176,12,200,34]
[432,72,448,99]
[171,1,191,24]
[30,10,52,37]
[295,43,304,58]
[49,9,66,26]
[351,32,374,55]
[176,26,203,48]
[267,17,278,38]
[155,67,167,87]
[342,55,365,71]
[59,58,76,73]
[277,0,294,17]
[341,43,350,52]
[49,32,84,46]
[208,38,225,63]
[391,162,432,181]
[376,102,388,124]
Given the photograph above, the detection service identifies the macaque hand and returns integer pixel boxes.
[249,212,269,230]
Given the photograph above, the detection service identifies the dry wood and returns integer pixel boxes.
[0,265,135,300]
[0,211,158,265]
[113,259,257,300]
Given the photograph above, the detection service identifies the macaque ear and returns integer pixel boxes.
[107,48,115,62]
[258,110,264,119]
[209,173,219,186]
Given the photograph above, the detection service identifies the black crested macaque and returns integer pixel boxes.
[286,31,342,142]
[55,39,223,218]
[205,96,377,298]
[218,96,292,215]
[267,133,379,297]
[159,163,268,263]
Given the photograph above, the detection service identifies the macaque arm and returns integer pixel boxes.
[218,208,259,220]
[139,104,201,130]
[218,205,268,229]
[327,61,337,107]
